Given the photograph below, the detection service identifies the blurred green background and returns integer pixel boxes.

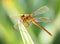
[0,0,60,44]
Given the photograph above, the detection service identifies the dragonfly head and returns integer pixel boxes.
[20,14,25,21]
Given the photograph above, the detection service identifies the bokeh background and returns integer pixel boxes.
[0,0,60,44]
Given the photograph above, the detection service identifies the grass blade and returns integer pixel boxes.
[18,19,34,44]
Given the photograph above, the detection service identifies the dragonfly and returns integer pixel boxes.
[13,6,52,36]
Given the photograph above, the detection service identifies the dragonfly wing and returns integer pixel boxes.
[35,17,51,23]
[32,6,49,17]
[39,17,51,22]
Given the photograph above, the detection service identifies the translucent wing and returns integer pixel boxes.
[35,17,51,23]
[39,17,51,22]
[32,6,49,16]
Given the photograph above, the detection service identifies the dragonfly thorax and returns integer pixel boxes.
[20,14,33,22]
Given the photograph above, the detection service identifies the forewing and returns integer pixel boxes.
[32,6,49,17]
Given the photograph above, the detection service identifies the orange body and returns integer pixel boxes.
[20,14,52,36]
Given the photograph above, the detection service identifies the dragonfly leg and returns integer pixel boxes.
[13,23,18,29]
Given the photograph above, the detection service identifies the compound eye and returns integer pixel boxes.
[20,14,25,19]
[21,15,25,17]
